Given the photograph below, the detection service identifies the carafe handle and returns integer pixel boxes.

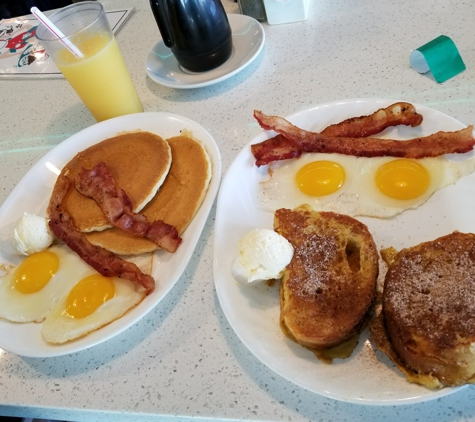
[149,0,174,48]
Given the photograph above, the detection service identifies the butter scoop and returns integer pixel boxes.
[12,212,54,255]
[232,228,294,286]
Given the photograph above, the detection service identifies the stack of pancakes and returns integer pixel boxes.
[53,130,212,255]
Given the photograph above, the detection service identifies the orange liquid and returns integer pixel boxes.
[57,34,143,121]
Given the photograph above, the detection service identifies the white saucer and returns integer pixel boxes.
[145,14,265,89]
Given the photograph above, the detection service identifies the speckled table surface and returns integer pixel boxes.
[1,0,475,421]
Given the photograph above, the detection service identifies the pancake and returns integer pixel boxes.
[275,205,378,361]
[55,131,172,232]
[375,232,475,388]
[84,135,212,255]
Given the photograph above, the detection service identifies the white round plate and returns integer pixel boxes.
[146,14,265,89]
[213,98,474,405]
[0,112,221,358]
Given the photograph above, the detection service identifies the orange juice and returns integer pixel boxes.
[57,34,143,122]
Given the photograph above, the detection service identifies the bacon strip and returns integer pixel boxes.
[251,103,422,165]
[321,102,423,137]
[48,175,155,294]
[252,110,475,166]
[251,134,302,165]
[75,162,182,253]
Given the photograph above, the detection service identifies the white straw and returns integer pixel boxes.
[31,7,83,58]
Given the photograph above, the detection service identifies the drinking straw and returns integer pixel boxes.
[31,7,83,58]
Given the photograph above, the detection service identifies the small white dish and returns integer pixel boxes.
[146,14,265,89]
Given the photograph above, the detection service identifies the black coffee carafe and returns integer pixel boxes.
[149,0,233,72]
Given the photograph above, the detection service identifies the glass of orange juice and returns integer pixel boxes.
[36,1,143,122]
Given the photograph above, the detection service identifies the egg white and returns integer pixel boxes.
[41,276,146,344]
[0,245,96,323]
[259,152,475,218]
[259,153,363,213]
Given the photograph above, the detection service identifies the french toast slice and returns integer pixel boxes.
[379,232,475,387]
[274,205,378,355]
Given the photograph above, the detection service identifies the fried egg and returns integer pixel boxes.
[259,152,475,218]
[41,273,145,344]
[0,245,93,323]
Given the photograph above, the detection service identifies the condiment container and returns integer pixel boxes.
[263,0,310,25]
[236,0,267,22]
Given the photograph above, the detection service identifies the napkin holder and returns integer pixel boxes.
[236,0,267,21]
[263,0,310,25]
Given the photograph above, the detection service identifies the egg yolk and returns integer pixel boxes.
[14,251,59,294]
[296,161,346,196]
[375,159,430,200]
[65,274,115,319]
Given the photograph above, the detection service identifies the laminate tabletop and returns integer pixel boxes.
[1,0,475,420]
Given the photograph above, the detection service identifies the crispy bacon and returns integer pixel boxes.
[251,134,302,165]
[321,102,423,137]
[251,102,423,166]
[251,103,423,165]
[47,175,155,294]
[75,162,182,253]
[252,110,475,166]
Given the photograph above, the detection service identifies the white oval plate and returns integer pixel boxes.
[146,14,265,89]
[213,98,474,405]
[0,112,221,358]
